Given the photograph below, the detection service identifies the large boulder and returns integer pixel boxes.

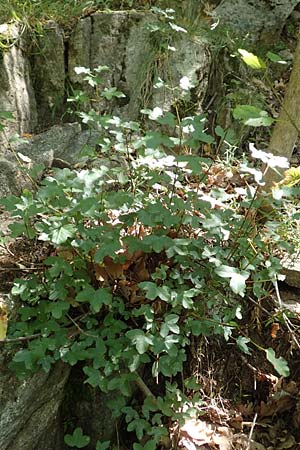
[0,355,70,450]
[215,0,300,43]
[0,123,101,198]
[68,11,211,119]
[0,24,37,145]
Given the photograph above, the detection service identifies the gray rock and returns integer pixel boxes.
[281,254,300,288]
[68,11,210,119]
[0,24,37,146]
[68,17,92,84]
[0,123,105,198]
[0,159,23,198]
[30,21,65,130]
[0,360,70,450]
[215,0,300,43]
[8,122,81,167]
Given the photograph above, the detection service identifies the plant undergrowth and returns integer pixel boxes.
[0,0,154,28]
[0,7,299,450]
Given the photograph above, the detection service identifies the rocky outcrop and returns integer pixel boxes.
[0,23,37,145]
[0,11,211,144]
[281,254,300,288]
[215,0,300,43]
[0,356,70,450]
[0,123,95,196]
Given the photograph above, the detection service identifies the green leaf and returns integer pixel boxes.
[47,301,70,319]
[160,314,180,338]
[238,49,266,69]
[237,336,251,355]
[51,224,76,245]
[266,51,287,64]
[64,428,90,448]
[233,105,273,127]
[184,376,202,391]
[133,439,156,450]
[102,87,125,100]
[83,366,102,387]
[189,319,213,336]
[96,441,110,450]
[215,265,249,297]
[126,329,153,354]
[76,287,112,313]
[9,222,35,238]
[265,348,290,377]
[0,111,14,121]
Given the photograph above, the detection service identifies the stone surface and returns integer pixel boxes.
[30,21,66,131]
[215,0,300,43]
[0,123,106,198]
[8,122,81,166]
[68,11,210,119]
[281,254,300,288]
[0,24,37,146]
[0,359,70,450]
[0,160,21,198]
[65,366,118,449]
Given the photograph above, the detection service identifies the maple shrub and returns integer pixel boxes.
[1,63,296,449]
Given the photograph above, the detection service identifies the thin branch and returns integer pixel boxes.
[134,374,156,399]
[0,333,41,344]
[246,412,258,450]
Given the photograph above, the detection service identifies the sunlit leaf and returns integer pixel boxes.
[238,49,266,69]
[233,105,273,127]
[266,51,287,65]
[265,348,290,377]
[237,336,251,354]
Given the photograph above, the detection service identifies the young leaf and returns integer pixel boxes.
[265,348,290,377]
[126,329,153,354]
[233,105,273,127]
[266,51,287,65]
[238,49,266,70]
[229,273,248,297]
[133,440,157,450]
[51,224,76,245]
[237,336,251,355]
[215,265,249,297]
[64,428,90,448]
[96,441,110,450]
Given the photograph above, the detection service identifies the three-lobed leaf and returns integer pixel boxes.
[64,428,90,448]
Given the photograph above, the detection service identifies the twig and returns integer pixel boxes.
[246,412,258,450]
[134,374,156,399]
[0,333,41,344]
[66,314,98,338]
[0,266,44,271]
[248,295,270,315]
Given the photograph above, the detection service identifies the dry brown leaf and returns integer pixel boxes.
[213,426,233,450]
[180,419,214,443]
[131,256,149,282]
[54,246,76,261]
[232,433,266,450]
[236,402,255,417]
[259,393,295,417]
[94,256,125,283]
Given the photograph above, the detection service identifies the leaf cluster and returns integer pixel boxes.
[1,61,294,448]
